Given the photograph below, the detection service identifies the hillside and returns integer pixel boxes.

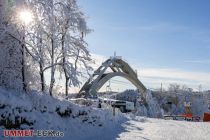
[0,87,126,140]
[1,88,210,139]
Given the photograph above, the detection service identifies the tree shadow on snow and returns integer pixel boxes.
[88,117,149,140]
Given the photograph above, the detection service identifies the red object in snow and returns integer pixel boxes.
[182,113,193,118]
[203,112,210,122]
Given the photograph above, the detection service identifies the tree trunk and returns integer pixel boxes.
[64,66,69,96]
[49,38,55,96]
[65,77,69,96]
[21,36,27,91]
[74,49,80,71]
[39,63,45,92]
[61,33,69,96]
[49,69,55,96]
[38,36,45,92]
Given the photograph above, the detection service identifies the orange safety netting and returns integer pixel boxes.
[182,113,193,118]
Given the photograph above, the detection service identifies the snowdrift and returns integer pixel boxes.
[0,87,127,140]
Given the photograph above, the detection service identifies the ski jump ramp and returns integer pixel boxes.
[79,56,147,97]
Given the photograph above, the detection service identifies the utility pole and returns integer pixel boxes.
[106,80,111,93]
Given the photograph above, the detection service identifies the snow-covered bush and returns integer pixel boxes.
[152,90,210,116]
[110,90,163,118]
[114,89,139,103]
[0,87,126,134]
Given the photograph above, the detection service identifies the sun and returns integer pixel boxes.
[19,10,33,25]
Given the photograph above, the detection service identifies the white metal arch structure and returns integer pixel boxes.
[79,57,147,97]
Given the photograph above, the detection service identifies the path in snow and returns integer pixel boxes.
[115,117,210,140]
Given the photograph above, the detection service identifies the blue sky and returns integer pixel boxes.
[77,0,210,91]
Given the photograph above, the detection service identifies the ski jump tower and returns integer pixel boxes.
[79,56,147,97]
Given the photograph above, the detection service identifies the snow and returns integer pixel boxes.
[0,87,126,139]
[108,90,163,118]
[117,117,210,140]
[152,91,210,117]
[0,87,210,140]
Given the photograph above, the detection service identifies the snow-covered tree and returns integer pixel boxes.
[0,0,93,96]
[56,0,92,96]
[24,0,93,95]
[168,83,181,93]
[0,1,26,91]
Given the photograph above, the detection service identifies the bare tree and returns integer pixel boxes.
[168,83,180,93]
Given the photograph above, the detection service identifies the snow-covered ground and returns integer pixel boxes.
[0,87,126,140]
[116,116,210,140]
[0,87,210,140]
[64,116,210,140]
